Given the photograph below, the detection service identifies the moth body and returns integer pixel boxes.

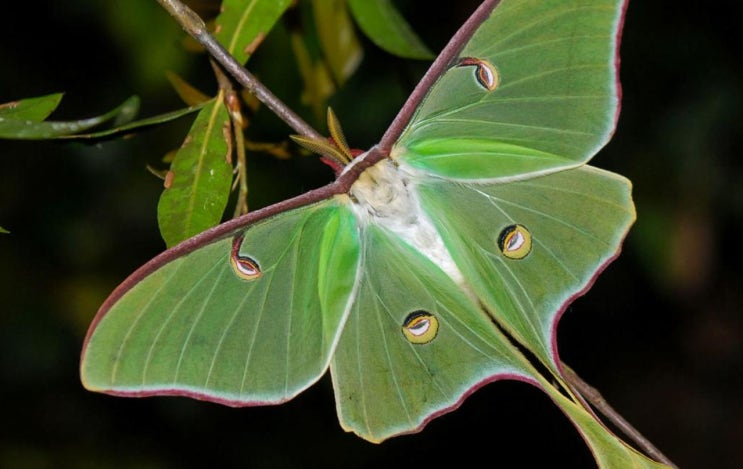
[349,159,465,285]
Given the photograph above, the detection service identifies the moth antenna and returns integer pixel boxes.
[326,107,353,162]
[290,134,349,167]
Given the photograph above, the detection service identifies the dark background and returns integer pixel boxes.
[1,0,741,467]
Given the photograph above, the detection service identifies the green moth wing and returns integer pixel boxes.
[81,198,359,404]
[330,222,535,442]
[383,0,631,374]
[392,0,626,180]
[415,166,635,370]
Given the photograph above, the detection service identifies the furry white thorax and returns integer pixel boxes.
[349,159,465,285]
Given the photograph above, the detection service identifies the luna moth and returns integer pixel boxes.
[81,0,659,461]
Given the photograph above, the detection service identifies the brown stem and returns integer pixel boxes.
[153,0,322,140]
[210,60,249,217]
[562,365,678,468]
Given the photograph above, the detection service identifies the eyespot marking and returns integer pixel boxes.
[401,311,439,344]
[230,234,261,280]
[498,224,532,260]
[458,57,499,91]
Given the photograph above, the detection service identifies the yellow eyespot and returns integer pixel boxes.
[230,235,262,280]
[498,224,532,260]
[401,311,439,344]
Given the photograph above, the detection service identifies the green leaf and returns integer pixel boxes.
[0,226,9,234]
[166,72,211,106]
[0,93,63,120]
[0,96,140,140]
[313,0,364,84]
[157,98,233,248]
[347,0,433,59]
[63,103,205,140]
[214,0,292,65]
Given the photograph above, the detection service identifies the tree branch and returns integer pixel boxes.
[153,0,323,140]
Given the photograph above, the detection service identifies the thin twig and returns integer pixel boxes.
[562,365,677,468]
[154,0,322,140]
[210,60,249,217]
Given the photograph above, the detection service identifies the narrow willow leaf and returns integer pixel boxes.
[0,96,140,140]
[0,93,63,120]
[63,104,205,140]
[166,72,211,106]
[111,96,139,127]
[347,0,433,59]
[157,98,233,247]
[214,0,292,65]
[312,0,363,85]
